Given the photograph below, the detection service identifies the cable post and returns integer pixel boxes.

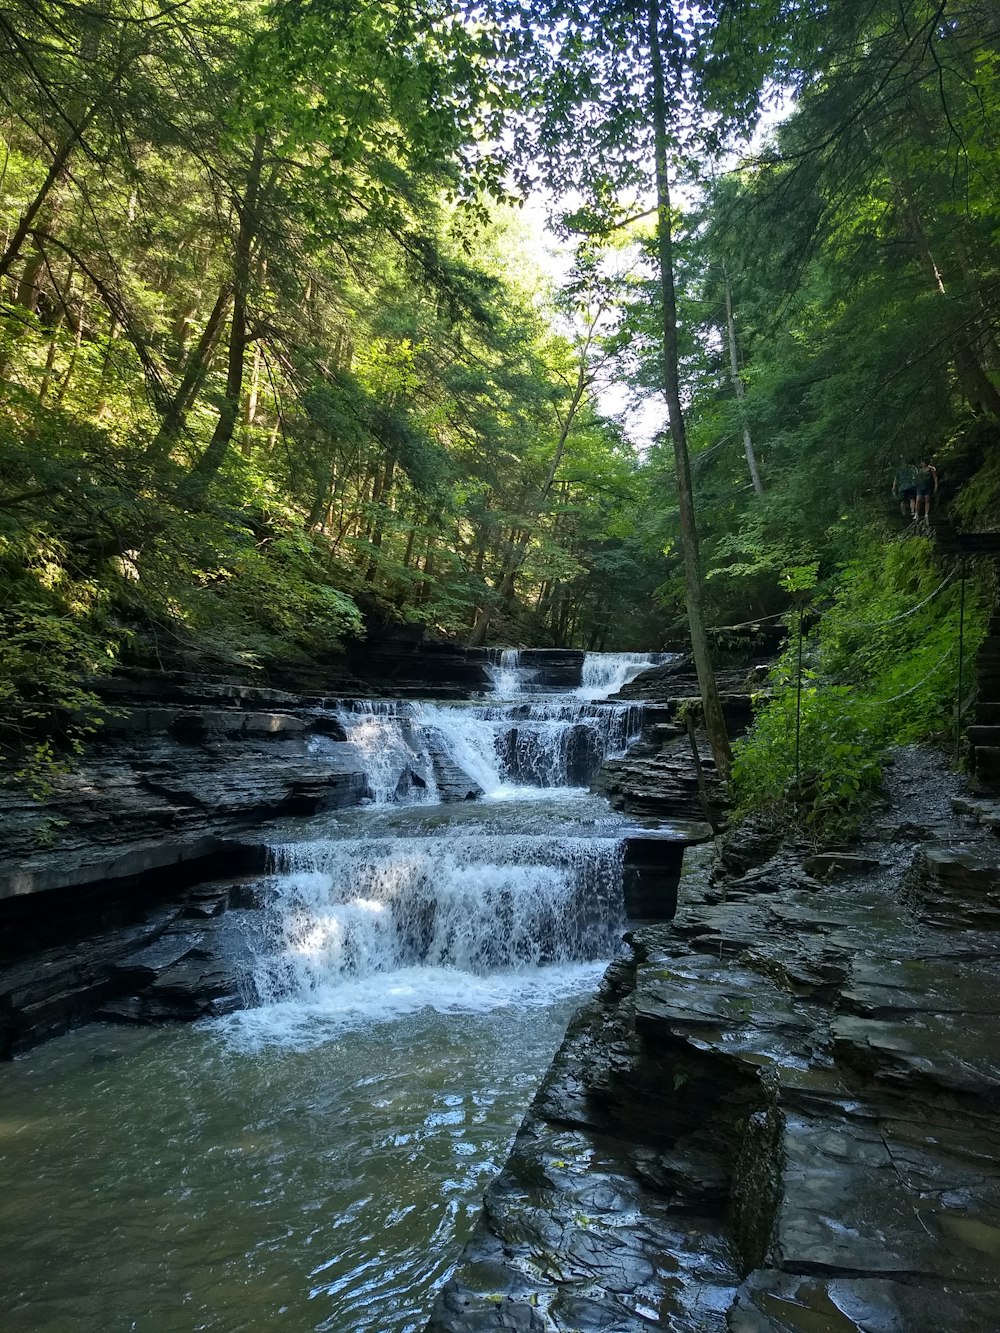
[795,605,804,783]
[956,557,967,765]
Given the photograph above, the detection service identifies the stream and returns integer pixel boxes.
[0,652,670,1333]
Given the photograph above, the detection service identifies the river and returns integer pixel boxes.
[0,652,670,1332]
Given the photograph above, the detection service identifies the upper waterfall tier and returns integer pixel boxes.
[326,695,648,804]
[487,648,674,701]
[576,651,675,701]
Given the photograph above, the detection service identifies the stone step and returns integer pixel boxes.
[967,726,1000,747]
[973,747,1000,780]
[976,703,1000,725]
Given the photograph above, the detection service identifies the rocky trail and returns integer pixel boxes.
[429,744,1000,1332]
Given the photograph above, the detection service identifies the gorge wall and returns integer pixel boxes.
[428,748,1000,1333]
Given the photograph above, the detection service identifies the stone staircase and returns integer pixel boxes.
[971,611,1000,793]
[930,523,1000,794]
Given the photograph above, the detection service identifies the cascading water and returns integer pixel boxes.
[319,649,671,808]
[576,650,670,701]
[226,651,666,1046]
[485,647,535,698]
[330,700,438,805]
[233,823,626,1044]
[0,650,674,1333]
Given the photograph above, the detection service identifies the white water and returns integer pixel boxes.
[324,657,664,804]
[332,701,438,805]
[576,650,669,701]
[3,653,670,1333]
[225,814,624,1048]
[485,647,535,698]
[227,651,664,1048]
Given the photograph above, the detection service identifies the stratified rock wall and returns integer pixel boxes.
[430,748,1000,1332]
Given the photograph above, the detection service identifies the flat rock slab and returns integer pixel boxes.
[832,1011,1000,1099]
[843,953,1000,1016]
[109,931,205,983]
[775,1109,1000,1282]
[432,745,1000,1332]
[730,1271,1000,1333]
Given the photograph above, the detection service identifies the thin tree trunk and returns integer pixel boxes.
[723,268,763,495]
[55,308,83,406]
[365,458,395,583]
[418,539,435,605]
[895,187,1000,417]
[145,284,232,460]
[467,358,590,647]
[93,314,120,420]
[0,113,96,284]
[38,310,64,402]
[181,131,265,498]
[240,340,262,458]
[648,0,731,779]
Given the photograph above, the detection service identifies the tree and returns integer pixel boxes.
[480,0,793,775]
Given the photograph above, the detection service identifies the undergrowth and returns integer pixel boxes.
[732,528,987,842]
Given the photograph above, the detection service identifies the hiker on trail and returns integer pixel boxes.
[915,459,938,527]
[891,458,918,520]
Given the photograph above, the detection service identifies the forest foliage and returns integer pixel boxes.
[1,0,998,813]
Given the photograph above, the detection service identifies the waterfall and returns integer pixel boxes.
[324,690,647,804]
[234,829,626,1038]
[485,648,536,698]
[259,834,624,983]
[230,650,662,1044]
[331,702,438,805]
[576,651,670,701]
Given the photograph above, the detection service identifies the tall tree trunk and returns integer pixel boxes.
[145,284,232,460]
[894,187,1000,417]
[648,0,731,779]
[365,458,395,583]
[181,131,265,499]
[93,313,120,419]
[723,268,764,495]
[0,108,98,285]
[55,303,84,406]
[240,341,262,459]
[417,538,435,606]
[38,309,65,402]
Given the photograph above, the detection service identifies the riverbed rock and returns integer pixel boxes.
[0,873,256,1054]
[595,730,722,824]
[430,746,1000,1332]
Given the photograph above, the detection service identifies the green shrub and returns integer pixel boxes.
[0,534,123,793]
[731,528,986,841]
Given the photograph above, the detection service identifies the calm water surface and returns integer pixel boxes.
[0,996,593,1332]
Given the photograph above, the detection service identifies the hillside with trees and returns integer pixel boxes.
[2,0,998,831]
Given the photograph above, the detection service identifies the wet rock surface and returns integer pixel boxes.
[594,655,770,825]
[596,726,724,824]
[0,875,254,1055]
[0,684,380,903]
[429,746,1000,1332]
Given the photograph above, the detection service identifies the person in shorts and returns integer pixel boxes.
[915,459,938,527]
[891,458,918,520]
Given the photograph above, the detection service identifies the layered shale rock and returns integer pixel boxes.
[0,874,259,1055]
[430,747,1000,1332]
